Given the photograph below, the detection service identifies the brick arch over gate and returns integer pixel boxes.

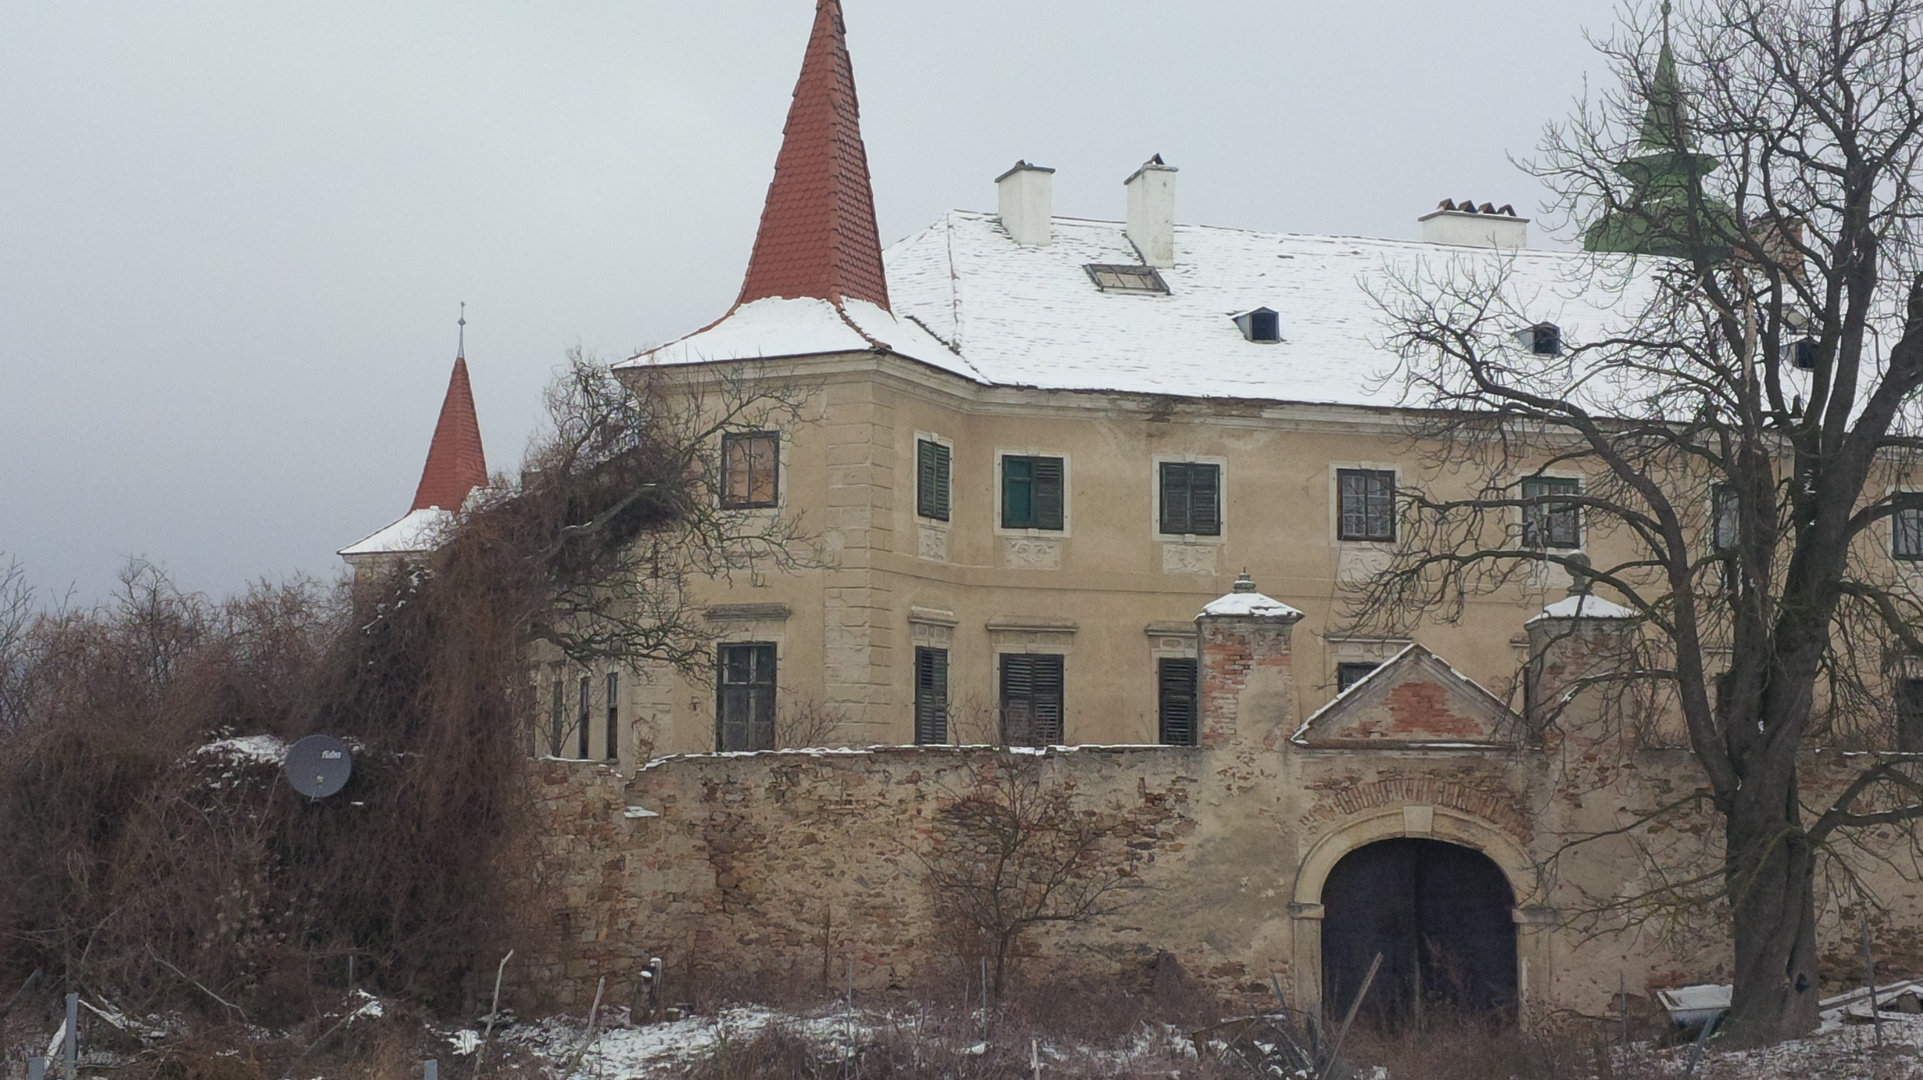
[1301,778,1534,844]
[1286,805,1554,1015]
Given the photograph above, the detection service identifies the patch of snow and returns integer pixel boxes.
[623,806,660,819]
[338,507,453,558]
[446,1029,483,1056]
[624,297,972,378]
[1531,593,1640,622]
[196,734,288,766]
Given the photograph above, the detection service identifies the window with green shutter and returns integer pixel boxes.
[1000,653,1064,746]
[1001,455,1065,530]
[917,439,951,521]
[1159,462,1221,536]
[914,647,949,744]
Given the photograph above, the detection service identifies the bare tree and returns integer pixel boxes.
[0,559,37,730]
[451,352,819,679]
[1358,0,1923,1043]
[918,755,1143,999]
[774,691,849,750]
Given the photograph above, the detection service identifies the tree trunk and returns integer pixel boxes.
[1720,774,1821,1047]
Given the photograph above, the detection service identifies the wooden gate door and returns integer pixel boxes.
[1320,838,1518,1025]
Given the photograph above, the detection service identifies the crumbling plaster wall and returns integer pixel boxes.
[515,606,1923,1020]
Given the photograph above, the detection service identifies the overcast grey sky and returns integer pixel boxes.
[0,0,1625,601]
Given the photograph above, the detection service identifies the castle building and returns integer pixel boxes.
[348,1,1923,1020]
[604,0,1645,762]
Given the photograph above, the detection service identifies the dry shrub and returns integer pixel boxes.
[0,356,815,1020]
[1342,1006,1600,1080]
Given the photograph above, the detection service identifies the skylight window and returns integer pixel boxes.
[1085,264,1170,294]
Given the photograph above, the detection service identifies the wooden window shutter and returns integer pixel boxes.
[918,440,951,521]
[1158,657,1198,746]
[1033,458,1065,531]
[1160,462,1190,534]
[1191,464,1220,535]
[999,653,1063,747]
[1032,655,1064,744]
[915,647,949,744]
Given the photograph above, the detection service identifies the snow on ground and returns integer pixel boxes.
[1632,1015,1923,1079]
[503,1005,1197,1079]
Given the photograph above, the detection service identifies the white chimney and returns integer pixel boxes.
[997,161,1055,246]
[1125,155,1178,268]
[1418,199,1529,248]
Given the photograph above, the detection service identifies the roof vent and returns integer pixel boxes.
[1085,263,1169,294]
[1233,307,1284,343]
[1418,198,1529,248]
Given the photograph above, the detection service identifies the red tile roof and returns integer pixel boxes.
[736,0,891,312]
[410,356,488,512]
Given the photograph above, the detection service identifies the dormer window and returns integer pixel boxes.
[1084,264,1169,294]
[1233,307,1284,344]
[1785,337,1819,370]
[1518,322,1562,357]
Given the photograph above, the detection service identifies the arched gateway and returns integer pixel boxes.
[1321,839,1518,1022]
[1289,806,1549,1021]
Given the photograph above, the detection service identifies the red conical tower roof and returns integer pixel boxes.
[736,0,891,312]
[410,355,488,512]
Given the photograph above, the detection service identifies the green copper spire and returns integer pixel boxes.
[1638,7,1687,152]
[1585,0,1735,258]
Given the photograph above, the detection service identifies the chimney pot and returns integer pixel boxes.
[1418,199,1529,248]
[1124,156,1179,268]
[996,161,1056,247]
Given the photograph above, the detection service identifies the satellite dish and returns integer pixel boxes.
[285,734,353,799]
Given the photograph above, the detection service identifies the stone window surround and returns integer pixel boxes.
[994,446,1073,538]
[1329,461,1399,548]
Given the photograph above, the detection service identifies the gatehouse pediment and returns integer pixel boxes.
[1292,644,1520,749]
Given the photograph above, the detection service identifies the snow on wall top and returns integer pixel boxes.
[1198,587,1303,620]
[1530,593,1641,622]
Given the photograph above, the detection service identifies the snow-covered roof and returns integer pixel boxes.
[338,507,452,559]
[1529,593,1641,622]
[623,296,971,375]
[623,211,1630,407]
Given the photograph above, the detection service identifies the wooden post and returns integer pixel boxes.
[1863,911,1882,1052]
[63,992,77,1080]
